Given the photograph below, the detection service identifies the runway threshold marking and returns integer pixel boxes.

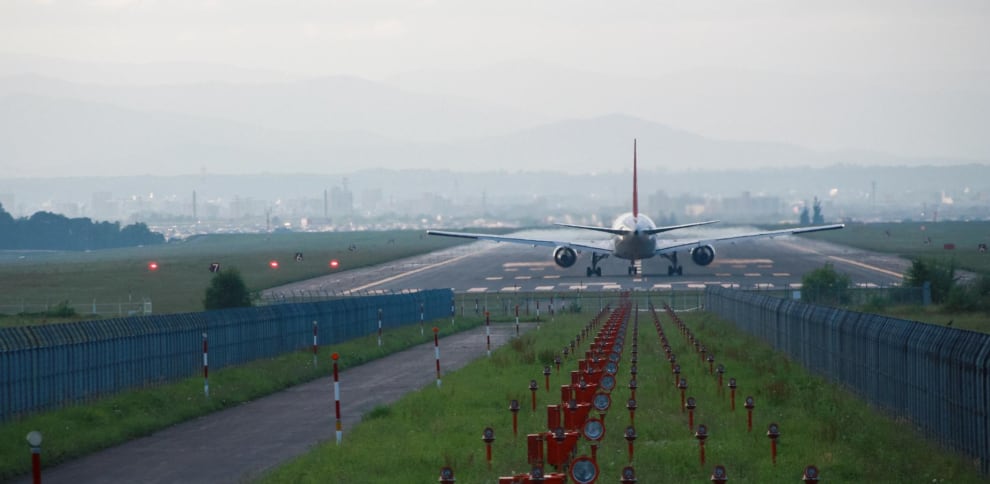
[467,287,488,293]
[485,276,503,281]
[535,285,556,291]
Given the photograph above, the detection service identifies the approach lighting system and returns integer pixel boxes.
[147,261,159,271]
[269,260,279,269]
[569,456,599,484]
[582,418,605,441]
[329,259,340,269]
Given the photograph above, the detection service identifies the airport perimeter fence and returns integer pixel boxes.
[0,289,453,422]
[704,286,990,474]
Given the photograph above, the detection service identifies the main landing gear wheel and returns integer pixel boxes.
[627,265,638,276]
[586,252,607,277]
[662,252,683,276]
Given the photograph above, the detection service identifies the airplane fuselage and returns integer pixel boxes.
[611,212,658,261]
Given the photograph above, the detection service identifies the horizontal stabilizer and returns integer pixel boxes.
[643,220,720,236]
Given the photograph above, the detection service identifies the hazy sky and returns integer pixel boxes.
[3,0,988,80]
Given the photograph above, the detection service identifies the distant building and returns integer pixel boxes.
[91,192,115,220]
[330,180,353,215]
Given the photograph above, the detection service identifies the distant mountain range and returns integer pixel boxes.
[0,55,987,178]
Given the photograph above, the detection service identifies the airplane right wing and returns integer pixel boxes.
[655,224,846,254]
[426,230,613,254]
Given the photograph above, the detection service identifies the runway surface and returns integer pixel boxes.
[264,231,909,298]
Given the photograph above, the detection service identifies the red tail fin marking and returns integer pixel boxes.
[633,139,639,218]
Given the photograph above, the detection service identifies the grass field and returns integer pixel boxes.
[0,230,466,324]
[261,307,984,483]
[800,220,990,275]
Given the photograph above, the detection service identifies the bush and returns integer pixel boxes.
[46,300,77,317]
[904,258,957,304]
[203,268,252,310]
[801,262,851,305]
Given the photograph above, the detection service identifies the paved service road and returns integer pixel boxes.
[14,324,532,484]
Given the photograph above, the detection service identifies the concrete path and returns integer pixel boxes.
[16,323,531,484]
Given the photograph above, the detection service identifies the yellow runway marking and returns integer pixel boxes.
[828,255,905,279]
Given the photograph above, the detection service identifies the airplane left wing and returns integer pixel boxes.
[426,230,613,254]
[655,224,845,254]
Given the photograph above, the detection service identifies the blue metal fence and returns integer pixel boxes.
[704,286,990,474]
[0,289,453,421]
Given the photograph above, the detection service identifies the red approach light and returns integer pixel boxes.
[329,259,340,269]
[269,260,279,269]
[148,261,159,271]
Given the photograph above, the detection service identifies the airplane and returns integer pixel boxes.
[427,140,844,277]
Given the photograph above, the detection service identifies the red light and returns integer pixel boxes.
[148,261,159,271]
[329,259,340,269]
[269,260,279,269]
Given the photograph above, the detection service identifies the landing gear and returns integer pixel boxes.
[586,252,607,277]
[627,264,638,276]
[661,252,684,276]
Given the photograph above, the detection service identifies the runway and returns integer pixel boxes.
[264,230,910,297]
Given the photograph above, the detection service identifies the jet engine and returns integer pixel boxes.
[553,246,578,268]
[690,245,716,266]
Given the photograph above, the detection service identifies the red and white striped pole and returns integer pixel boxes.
[485,311,491,357]
[202,332,209,398]
[312,321,318,367]
[332,352,342,444]
[377,308,383,347]
[433,327,441,388]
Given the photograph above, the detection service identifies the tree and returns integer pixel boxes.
[799,205,810,226]
[801,262,851,305]
[904,258,957,305]
[203,268,252,310]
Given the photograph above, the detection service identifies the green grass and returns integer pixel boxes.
[0,315,486,481]
[261,307,984,483]
[0,230,466,324]
[802,221,990,275]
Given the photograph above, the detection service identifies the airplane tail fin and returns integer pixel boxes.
[633,139,639,218]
